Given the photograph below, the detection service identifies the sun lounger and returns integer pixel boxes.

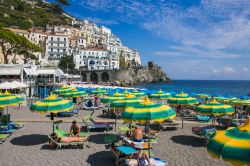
[192,125,215,144]
[0,133,11,144]
[1,114,25,129]
[82,115,113,132]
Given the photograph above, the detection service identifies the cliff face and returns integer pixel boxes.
[114,62,171,84]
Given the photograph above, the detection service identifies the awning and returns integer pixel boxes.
[24,68,38,76]
[37,68,64,76]
[0,81,27,89]
[0,69,21,75]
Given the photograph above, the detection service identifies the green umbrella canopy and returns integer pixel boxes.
[194,94,210,99]
[195,99,234,116]
[168,92,198,105]
[0,91,23,107]
[122,97,176,123]
[228,99,250,105]
[91,88,107,95]
[55,85,72,94]
[100,91,126,104]
[110,93,143,110]
[207,118,250,165]
[30,93,73,114]
[130,89,146,97]
[150,89,172,100]
[61,88,88,98]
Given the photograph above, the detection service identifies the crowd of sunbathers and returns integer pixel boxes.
[49,121,88,148]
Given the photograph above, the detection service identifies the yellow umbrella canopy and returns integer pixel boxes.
[0,91,23,107]
[168,92,198,105]
[207,117,250,165]
[150,89,172,100]
[30,93,73,114]
[55,85,72,94]
[195,99,234,116]
[122,97,176,123]
[130,89,146,97]
[61,88,88,98]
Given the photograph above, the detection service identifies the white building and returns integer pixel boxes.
[74,47,119,70]
[45,34,69,66]
[121,46,141,67]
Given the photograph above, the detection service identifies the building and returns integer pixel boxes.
[74,47,119,70]
[121,46,141,67]
[45,34,69,66]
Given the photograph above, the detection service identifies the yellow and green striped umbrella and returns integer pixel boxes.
[110,93,143,111]
[123,89,130,94]
[30,93,73,114]
[91,88,107,95]
[0,91,23,107]
[122,97,176,123]
[207,118,250,165]
[55,85,72,94]
[61,88,88,98]
[100,92,126,104]
[195,99,234,116]
[194,94,210,99]
[131,89,146,97]
[228,99,250,105]
[150,89,172,100]
[168,92,198,105]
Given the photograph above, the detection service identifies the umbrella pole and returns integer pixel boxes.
[50,113,55,132]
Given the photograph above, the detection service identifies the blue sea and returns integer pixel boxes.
[137,80,250,97]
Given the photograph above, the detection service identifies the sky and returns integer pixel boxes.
[56,0,250,80]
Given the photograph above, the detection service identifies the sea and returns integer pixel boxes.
[137,80,250,98]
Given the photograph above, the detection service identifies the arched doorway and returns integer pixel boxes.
[90,72,98,84]
[82,73,87,82]
[101,72,109,82]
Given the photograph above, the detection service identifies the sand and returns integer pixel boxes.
[0,106,232,166]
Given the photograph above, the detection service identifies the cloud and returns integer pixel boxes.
[71,0,250,79]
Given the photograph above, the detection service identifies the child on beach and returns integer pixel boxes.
[70,121,80,137]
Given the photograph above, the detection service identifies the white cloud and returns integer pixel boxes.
[223,67,236,73]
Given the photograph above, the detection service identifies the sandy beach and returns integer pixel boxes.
[0,106,234,166]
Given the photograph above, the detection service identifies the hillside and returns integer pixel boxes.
[0,0,70,29]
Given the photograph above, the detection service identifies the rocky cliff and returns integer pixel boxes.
[114,61,171,84]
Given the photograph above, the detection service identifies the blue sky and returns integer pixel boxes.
[57,0,250,80]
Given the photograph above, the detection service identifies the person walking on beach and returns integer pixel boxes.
[70,121,80,137]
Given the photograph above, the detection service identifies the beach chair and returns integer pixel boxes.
[53,120,89,137]
[0,133,11,144]
[82,115,112,132]
[0,114,25,129]
[192,125,215,144]
[49,120,89,149]
[155,120,180,131]
[189,113,212,122]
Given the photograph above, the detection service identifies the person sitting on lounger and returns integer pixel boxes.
[70,121,80,137]
[49,133,88,148]
[133,125,143,142]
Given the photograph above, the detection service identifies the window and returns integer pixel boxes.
[57,43,59,47]
[57,54,60,58]
[51,43,53,46]
[57,49,59,52]
[50,54,53,57]
[64,38,66,41]
[51,48,53,52]
[57,37,60,41]
[51,37,53,41]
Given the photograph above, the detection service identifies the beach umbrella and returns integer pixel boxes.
[228,99,250,105]
[100,91,126,104]
[91,88,107,95]
[195,99,234,116]
[0,91,24,124]
[122,97,176,123]
[61,88,88,98]
[110,93,143,112]
[30,93,73,114]
[30,93,73,132]
[207,118,250,165]
[55,85,72,94]
[167,92,198,105]
[150,89,171,100]
[193,94,210,99]
[130,89,146,97]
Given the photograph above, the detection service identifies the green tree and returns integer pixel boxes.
[0,26,42,64]
[119,55,127,69]
[58,55,75,70]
